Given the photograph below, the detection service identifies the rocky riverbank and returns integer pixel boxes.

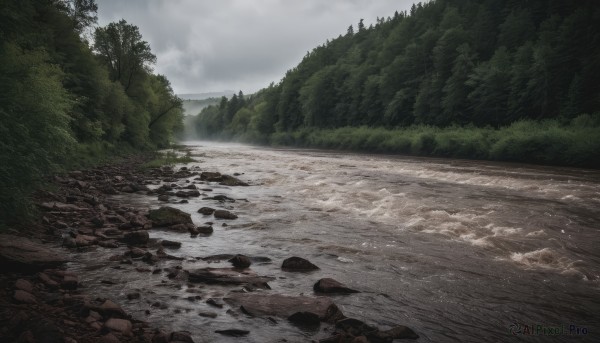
[0,153,419,342]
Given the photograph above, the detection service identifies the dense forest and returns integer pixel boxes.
[0,0,183,226]
[196,0,600,168]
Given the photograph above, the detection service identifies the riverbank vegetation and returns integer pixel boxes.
[0,0,183,227]
[195,0,600,168]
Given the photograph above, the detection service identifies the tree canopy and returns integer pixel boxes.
[196,0,600,140]
[0,0,183,227]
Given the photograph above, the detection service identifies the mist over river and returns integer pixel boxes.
[70,141,599,342]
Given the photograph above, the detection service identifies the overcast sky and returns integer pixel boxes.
[96,0,416,95]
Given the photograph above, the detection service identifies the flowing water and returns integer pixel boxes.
[69,141,600,342]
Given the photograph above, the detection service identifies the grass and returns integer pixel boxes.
[142,150,196,168]
[266,114,600,168]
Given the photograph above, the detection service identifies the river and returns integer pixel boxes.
[69,141,600,342]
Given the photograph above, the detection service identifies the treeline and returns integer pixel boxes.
[0,0,183,226]
[195,0,600,167]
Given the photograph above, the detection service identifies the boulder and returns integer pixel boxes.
[158,194,170,202]
[288,311,321,326]
[200,172,222,182]
[335,318,377,337]
[15,279,34,293]
[188,268,273,288]
[0,235,68,271]
[219,175,249,186]
[161,240,182,248]
[196,225,214,234]
[225,293,344,323]
[98,299,127,318]
[147,207,193,227]
[175,190,200,198]
[206,298,225,308]
[370,325,420,340]
[228,254,251,269]
[74,234,98,247]
[122,231,149,245]
[104,318,132,336]
[281,256,319,271]
[197,207,215,215]
[213,210,238,220]
[214,329,249,337]
[14,290,36,304]
[170,331,195,343]
[314,278,360,294]
[203,195,235,203]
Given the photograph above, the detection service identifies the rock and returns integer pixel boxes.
[99,333,121,343]
[127,292,140,300]
[91,216,105,228]
[196,225,213,234]
[74,234,98,247]
[161,240,182,248]
[123,230,149,245]
[61,275,78,290]
[219,175,249,186]
[147,207,193,227]
[175,190,200,197]
[18,330,35,343]
[335,318,377,337]
[99,299,127,318]
[38,272,60,288]
[39,202,83,211]
[188,268,273,288]
[214,329,249,337]
[158,194,170,202]
[314,278,360,294]
[372,325,419,340]
[15,279,34,293]
[351,336,369,343]
[288,311,321,326]
[128,247,147,258]
[98,240,119,248]
[104,318,132,336]
[281,256,319,271]
[200,172,222,182]
[14,290,36,304]
[151,331,170,343]
[225,293,344,323]
[197,207,215,215]
[213,209,238,220]
[0,235,68,271]
[170,331,194,343]
[228,254,251,269]
[198,312,218,318]
[206,298,225,308]
[203,195,235,203]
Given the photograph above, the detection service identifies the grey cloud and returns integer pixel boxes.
[96,0,416,94]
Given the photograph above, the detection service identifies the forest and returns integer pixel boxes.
[0,0,184,226]
[195,0,600,168]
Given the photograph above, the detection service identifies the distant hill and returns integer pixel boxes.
[181,98,220,116]
[193,0,600,168]
[178,91,235,100]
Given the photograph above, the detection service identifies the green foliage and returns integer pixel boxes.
[0,0,183,227]
[142,150,196,169]
[0,42,75,225]
[269,117,599,168]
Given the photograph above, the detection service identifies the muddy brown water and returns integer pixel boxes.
[68,141,600,342]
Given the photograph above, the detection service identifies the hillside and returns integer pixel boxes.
[195,0,600,168]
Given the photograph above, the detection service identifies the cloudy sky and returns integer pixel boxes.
[96,0,416,95]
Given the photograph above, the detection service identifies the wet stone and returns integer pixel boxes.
[213,209,238,220]
[229,254,251,269]
[281,256,319,271]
